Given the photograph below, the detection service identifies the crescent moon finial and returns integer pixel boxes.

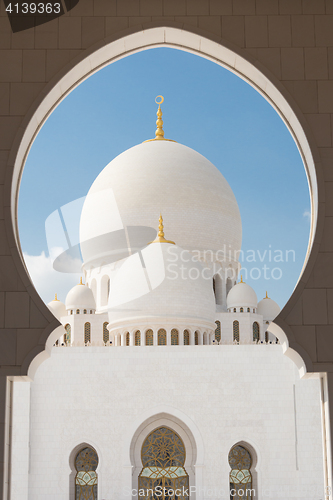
[155,95,164,105]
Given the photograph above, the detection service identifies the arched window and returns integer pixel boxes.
[65,324,71,345]
[158,328,166,345]
[103,322,109,344]
[146,329,153,346]
[76,309,80,314]
[171,329,178,345]
[265,331,269,343]
[215,320,221,342]
[229,445,253,500]
[184,330,189,345]
[240,307,243,313]
[253,322,260,342]
[84,322,91,344]
[135,330,141,346]
[83,309,87,314]
[247,307,250,312]
[70,310,73,315]
[195,331,198,345]
[138,427,188,498]
[75,446,98,500]
[126,332,130,346]
[233,308,236,312]
[233,321,239,343]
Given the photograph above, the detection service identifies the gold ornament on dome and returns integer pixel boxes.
[149,214,175,245]
[144,95,176,143]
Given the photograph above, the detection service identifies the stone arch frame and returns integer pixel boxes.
[68,441,102,500]
[124,405,205,499]
[227,440,260,500]
[7,25,320,376]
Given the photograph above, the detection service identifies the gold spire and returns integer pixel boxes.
[264,291,269,299]
[155,95,165,140]
[54,293,58,301]
[144,96,176,143]
[79,277,83,285]
[149,214,175,245]
[239,275,245,283]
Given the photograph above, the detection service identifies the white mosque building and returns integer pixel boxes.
[11,98,325,500]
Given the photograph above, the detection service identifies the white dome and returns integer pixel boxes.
[227,281,258,309]
[79,140,241,267]
[65,282,96,311]
[257,294,280,322]
[107,242,216,329]
[47,297,66,320]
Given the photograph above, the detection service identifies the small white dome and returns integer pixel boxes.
[47,296,66,320]
[227,280,258,309]
[65,280,96,311]
[257,294,280,322]
[107,241,216,328]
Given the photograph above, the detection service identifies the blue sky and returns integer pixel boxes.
[18,47,310,308]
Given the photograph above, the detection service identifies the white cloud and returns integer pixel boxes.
[303,210,311,222]
[23,248,81,304]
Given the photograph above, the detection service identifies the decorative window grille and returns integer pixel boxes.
[240,307,243,313]
[183,330,189,345]
[253,322,260,342]
[146,329,153,346]
[195,331,198,345]
[171,329,178,345]
[233,321,240,343]
[228,445,253,500]
[138,427,189,500]
[158,329,167,345]
[103,322,109,344]
[76,309,80,314]
[265,331,269,343]
[84,322,91,344]
[215,320,221,342]
[65,324,71,345]
[126,332,130,346]
[135,330,141,346]
[75,446,98,500]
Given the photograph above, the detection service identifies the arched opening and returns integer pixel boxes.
[158,329,167,346]
[228,444,257,500]
[103,321,109,344]
[215,320,221,343]
[233,321,240,343]
[74,445,98,500]
[146,329,153,346]
[10,25,320,389]
[252,322,260,342]
[84,322,91,344]
[183,330,189,346]
[138,426,189,500]
[171,329,179,346]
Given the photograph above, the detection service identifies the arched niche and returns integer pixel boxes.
[6,25,322,375]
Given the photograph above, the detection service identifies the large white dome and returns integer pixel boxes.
[79,140,241,267]
[47,296,66,320]
[107,241,216,329]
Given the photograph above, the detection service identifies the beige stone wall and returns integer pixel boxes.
[1,0,333,496]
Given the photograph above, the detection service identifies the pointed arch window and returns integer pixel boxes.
[65,324,71,345]
[253,322,260,342]
[75,446,98,500]
[233,321,239,343]
[265,331,269,343]
[84,322,91,344]
[146,329,153,346]
[158,329,166,345]
[138,427,189,500]
[229,445,253,500]
[195,331,199,345]
[135,330,141,346]
[126,332,130,346]
[103,322,109,344]
[215,320,221,342]
[183,330,189,345]
[171,329,178,345]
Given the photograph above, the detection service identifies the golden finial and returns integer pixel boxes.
[54,293,58,301]
[264,291,269,299]
[239,275,245,283]
[155,95,165,140]
[149,214,175,245]
[79,277,83,285]
[143,96,176,143]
